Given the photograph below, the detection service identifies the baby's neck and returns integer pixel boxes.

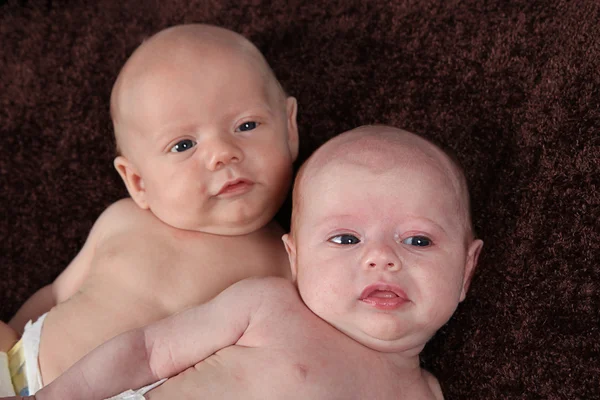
[361,350,442,399]
[382,350,423,373]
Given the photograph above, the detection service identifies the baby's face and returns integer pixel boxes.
[289,155,480,354]
[116,45,297,235]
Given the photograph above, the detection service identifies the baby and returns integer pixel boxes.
[0,23,298,396]
[19,125,483,400]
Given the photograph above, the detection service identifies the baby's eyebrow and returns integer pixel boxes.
[152,124,198,141]
[318,214,359,225]
[310,214,358,232]
[404,216,450,238]
[222,102,277,120]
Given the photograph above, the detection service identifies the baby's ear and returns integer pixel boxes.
[459,239,483,302]
[282,233,298,282]
[114,156,149,210]
[285,96,299,161]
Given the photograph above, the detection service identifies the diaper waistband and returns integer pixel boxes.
[7,339,27,395]
[6,313,47,396]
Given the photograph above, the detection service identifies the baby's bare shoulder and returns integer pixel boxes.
[93,198,186,248]
[234,276,298,301]
[94,198,153,232]
[101,197,139,215]
[225,277,303,332]
[88,199,180,266]
[225,277,300,316]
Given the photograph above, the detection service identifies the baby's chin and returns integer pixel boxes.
[180,223,266,236]
[161,213,273,236]
[340,325,428,356]
[361,338,428,359]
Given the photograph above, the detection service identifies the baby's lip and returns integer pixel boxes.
[217,178,254,196]
[359,282,409,302]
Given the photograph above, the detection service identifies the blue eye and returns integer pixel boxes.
[329,234,361,245]
[236,121,258,132]
[170,139,196,153]
[402,236,432,247]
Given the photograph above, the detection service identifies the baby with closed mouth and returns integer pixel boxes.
[0,23,299,398]
[24,125,483,400]
[216,178,255,197]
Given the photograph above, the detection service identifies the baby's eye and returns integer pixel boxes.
[170,139,196,153]
[329,234,361,245]
[402,236,432,247]
[236,121,259,132]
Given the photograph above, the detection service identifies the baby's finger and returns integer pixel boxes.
[0,397,34,400]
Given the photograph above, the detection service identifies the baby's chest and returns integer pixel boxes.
[151,345,366,400]
[94,238,275,311]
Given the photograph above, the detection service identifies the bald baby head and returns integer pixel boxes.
[291,125,475,241]
[110,24,285,155]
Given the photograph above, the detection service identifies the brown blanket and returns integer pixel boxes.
[1,1,598,398]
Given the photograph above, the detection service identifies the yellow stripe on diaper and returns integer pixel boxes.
[7,339,29,396]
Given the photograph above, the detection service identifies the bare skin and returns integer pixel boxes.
[4,24,297,387]
[0,324,17,353]
[20,126,483,400]
[37,200,290,383]
[145,279,443,400]
[28,278,441,400]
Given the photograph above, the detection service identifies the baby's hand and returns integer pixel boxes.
[0,397,35,400]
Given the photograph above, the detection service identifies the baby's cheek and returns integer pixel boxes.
[301,271,340,314]
[420,295,460,332]
[415,272,461,317]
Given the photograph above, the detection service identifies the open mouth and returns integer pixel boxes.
[359,283,409,309]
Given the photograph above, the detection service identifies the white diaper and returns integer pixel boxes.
[0,352,16,396]
[106,378,167,400]
[21,313,47,395]
[8,313,165,399]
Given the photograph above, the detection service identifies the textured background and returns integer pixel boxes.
[1,1,598,398]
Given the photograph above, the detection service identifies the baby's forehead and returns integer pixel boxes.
[139,24,256,59]
[112,25,282,145]
[298,128,470,212]
[310,150,455,193]
[127,35,269,84]
[306,131,454,179]
[114,25,276,99]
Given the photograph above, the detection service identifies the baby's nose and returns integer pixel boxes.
[205,137,243,170]
[363,244,401,271]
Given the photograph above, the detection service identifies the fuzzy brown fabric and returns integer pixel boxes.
[1,1,598,398]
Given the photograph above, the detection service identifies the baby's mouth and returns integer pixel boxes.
[367,290,400,298]
[217,179,254,196]
[359,284,409,309]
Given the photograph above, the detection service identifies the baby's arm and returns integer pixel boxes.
[8,202,120,334]
[0,321,18,352]
[33,277,276,400]
[8,284,56,336]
